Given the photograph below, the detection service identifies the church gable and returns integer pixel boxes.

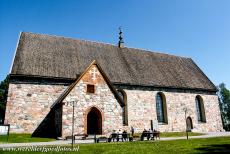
[51,60,123,108]
[64,62,117,101]
[80,63,111,91]
[59,61,124,135]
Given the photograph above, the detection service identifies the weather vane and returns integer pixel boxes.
[118,26,124,47]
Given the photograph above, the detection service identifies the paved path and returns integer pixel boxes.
[160,132,230,141]
[0,132,230,148]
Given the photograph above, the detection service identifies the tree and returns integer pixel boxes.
[0,75,9,124]
[217,83,230,131]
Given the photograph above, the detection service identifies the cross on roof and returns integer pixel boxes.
[89,67,99,80]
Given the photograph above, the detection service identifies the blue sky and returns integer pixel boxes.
[0,0,230,89]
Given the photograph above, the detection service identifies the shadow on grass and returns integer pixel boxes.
[196,144,230,153]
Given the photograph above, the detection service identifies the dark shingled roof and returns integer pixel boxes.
[11,32,216,91]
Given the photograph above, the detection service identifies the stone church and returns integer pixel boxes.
[4,32,223,138]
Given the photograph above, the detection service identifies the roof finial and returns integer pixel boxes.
[118,26,124,48]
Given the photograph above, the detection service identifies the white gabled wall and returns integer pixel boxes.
[62,65,123,137]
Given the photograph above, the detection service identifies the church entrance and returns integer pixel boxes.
[87,107,102,135]
[186,117,193,132]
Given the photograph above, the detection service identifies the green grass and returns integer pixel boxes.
[0,134,55,143]
[0,132,203,143]
[160,132,205,137]
[0,132,204,143]
[133,132,205,138]
[1,137,230,154]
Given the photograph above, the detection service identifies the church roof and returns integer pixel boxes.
[11,32,217,92]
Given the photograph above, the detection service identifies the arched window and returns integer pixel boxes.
[117,89,128,125]
[195,96,206,122]
[156,92,168,123]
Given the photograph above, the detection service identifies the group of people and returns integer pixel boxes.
[108,127,159,142]
[109,126,135,142]
[141,129,160,141]
[110,130,128,142]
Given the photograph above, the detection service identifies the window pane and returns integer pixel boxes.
[122,107,125,124]
[156,94,164,122]
[196,97,202,121]
[87,85,95,93]
[118,90,128,125]
[118,91,124,101]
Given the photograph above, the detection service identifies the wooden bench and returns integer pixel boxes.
[75,134,88,140]
[107,133,133,142]
[95,133,133,143]
[153,131,160,140]
[140,131,160,141]
[94,135,108,143]
[65,134,88,141]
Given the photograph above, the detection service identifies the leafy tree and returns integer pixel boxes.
[0,75,9,124]
[217,83,230,131]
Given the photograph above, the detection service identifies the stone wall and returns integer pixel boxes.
[4,83,67,133]
[125,89,223,133]
[61,64,123,137]
[5,66,223,136]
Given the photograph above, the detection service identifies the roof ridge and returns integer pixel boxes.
[124,46,190,59]
[22,31,118,47]
[22,31,190,59]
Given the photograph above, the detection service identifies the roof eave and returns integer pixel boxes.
[9,74,217,93]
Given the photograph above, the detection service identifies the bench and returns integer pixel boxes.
[94,135,108,143]
[140,131,160,141]
[95,133,133,143]
[107,133,133,142]
[65,134,88,141]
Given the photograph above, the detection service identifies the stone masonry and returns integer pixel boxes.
[125,90,223,133]
[4,83,67,133]
[61,64,123,137]
[4,64,223,137]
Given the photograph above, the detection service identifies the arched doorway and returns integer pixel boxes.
[186,117,193,132]
[87,107,102,135]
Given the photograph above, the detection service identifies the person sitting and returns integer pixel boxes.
[111,130,117,142]
[149,129,153,140]
[130,126,134,137]
[153,129,160,140]
[122,130,128,141]
[146,129,151,140]
[117,130,122,142]
[141,129,148,141]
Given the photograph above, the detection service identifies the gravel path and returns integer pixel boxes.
[160,132,230,140]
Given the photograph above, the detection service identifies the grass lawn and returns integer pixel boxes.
[133,132,205,138]
[0,134,55,143]
[0,132,204,143]
[160,132,205,137]
[0,137,230,154]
